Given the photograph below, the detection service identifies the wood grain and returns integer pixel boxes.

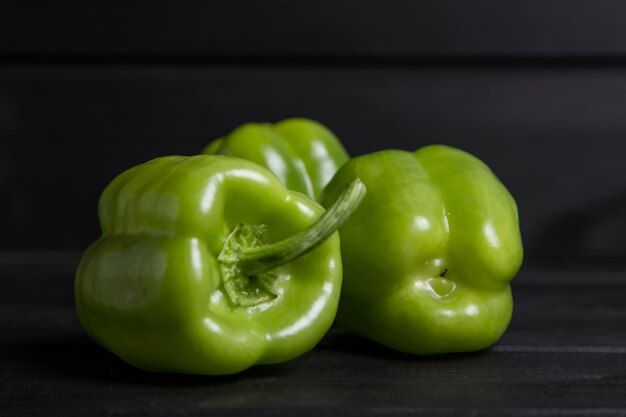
[1,257,625,416]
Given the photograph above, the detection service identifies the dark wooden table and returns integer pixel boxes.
[3,1,626,415]
[1,253,625,416]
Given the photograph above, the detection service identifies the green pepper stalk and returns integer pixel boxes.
[75,155,365,375]
[237,178,366,276]
[218,178,366,306]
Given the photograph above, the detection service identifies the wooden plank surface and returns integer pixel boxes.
[2,4,624,415]
[1,65,625,257]
[1,255,625,416]
[4,1,626,58]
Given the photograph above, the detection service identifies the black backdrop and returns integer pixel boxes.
[1,1,626,261]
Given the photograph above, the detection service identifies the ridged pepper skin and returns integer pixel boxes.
[75,155,343,375]
[320,145,523,354]
[202,118,349,200]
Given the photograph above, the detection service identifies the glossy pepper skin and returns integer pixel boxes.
[202,118,349,200]
[320,145,523,354]
[75,155,365,375]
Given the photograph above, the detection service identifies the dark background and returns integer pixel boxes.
[2,2,626,416]
[1,0,626,260]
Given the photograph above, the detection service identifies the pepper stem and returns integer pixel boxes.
[237,179,366,276]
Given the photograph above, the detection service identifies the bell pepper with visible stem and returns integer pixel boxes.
[202,118,349,200]
[75,155,366,375]
[320,145,523,354]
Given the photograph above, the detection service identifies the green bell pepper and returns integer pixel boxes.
[75,155,365,375]
[320,145,523,354]
[202,118,349,200]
